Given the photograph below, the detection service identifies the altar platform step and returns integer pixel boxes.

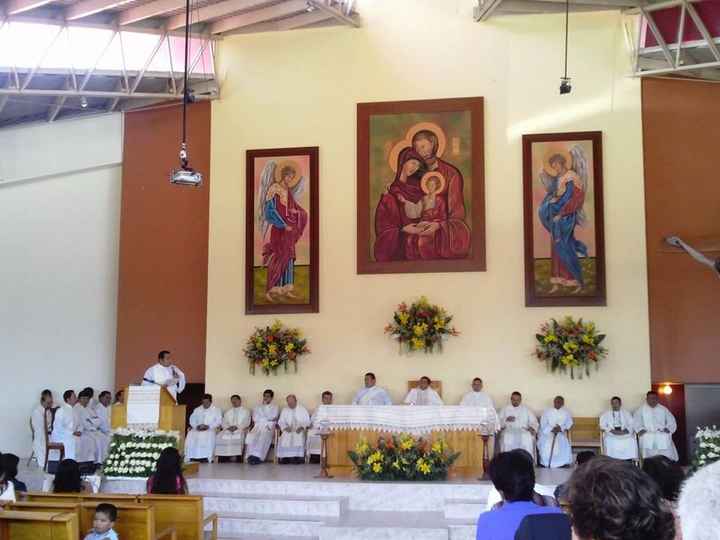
[317,511,454,540]
[214,512,326,538]
[204,493,348,517]
[443,498,485,520]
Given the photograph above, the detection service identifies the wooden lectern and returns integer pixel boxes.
[111,385,187,452]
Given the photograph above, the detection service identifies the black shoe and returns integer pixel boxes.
[247,456,261,465]
[293,457,304,465]
[309,455,320,464]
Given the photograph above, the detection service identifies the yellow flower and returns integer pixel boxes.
[366,450,383,465]
[432,441,444,453]
[400,438,414,451]
[563,341,579,353]
[581,334,594,345]
[583,322,596,333]
[392,460,401,470]
[254,338,264,348]
[355,440,370,455]
[543,334,557,344]
[398,312,410,325]
[268,344,278,355]
[411,337,425,350]
[372,463,383,473]
[416,458,431,475]
[561,354,576,366]
[261,359,270,369]
[285,343,295,353]
[413,324,428,337]
[271,320,282,332]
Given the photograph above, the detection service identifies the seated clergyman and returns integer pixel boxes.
[634,391,679,461]
[600,396,638,460]
[216,394,251,463]
[538,396,574,468]
[351,372,392,406]
[277,395,311,465]
[245,389,280,465]
[498,391,538,457]
[404,376,443,406]
[307,391,333,463]
[185,393,222,463]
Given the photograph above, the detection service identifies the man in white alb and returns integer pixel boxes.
[498,391,538,458]
[216,394,252,463]
[185,393,223,463]
[142,350,187,401]
[538,396,574,468]
[404,376,444,405]
[351,373,393,406]
[31,389,54,469]
[76,389,110,463]
[277,395,311,464]
[307,391,333,463]
[459,378,499,457]
[50,390,96,464]
[245,389,280,465]
[634,391,679,461]
[600,396,638,460]
[95,391,112,435]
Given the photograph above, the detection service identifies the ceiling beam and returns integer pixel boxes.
[527,0,637,7]
[165,0,271,30]
[495,0,618,15]
[65,0,135,21]
[5,0,53,15]
[275,9,332,30]
[306,0,358,27]
[209,0,310,35]
[117,0,184,25]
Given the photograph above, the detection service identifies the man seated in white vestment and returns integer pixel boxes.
[77,389,111,464]
[459,377,499,457]
[600,396,638,460]
[80,387,98,411]
[307,391,333,464]
[185,393,223,463]
[404,376,444,405]
[538,396,574,468]
[216,394,251,463]
[245,389,280,465]
[142,350,187,401]
[351,372,393,406]
[31,389,54,469]
[95,391,112,435]
[277,395,311,465]
[50,390,96,465]
[499,391,538,458]
[634,390,679,461]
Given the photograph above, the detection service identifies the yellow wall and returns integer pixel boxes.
[207,0,649,417]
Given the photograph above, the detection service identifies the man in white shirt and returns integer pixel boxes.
[95,391,112,435]
[538,396,574,468]
[50,390,96,464]
[600,396,638,460]
[351,373,393,406]
[404,376,444,405]
[307,391,333,463]
[459,378,499,458]
[634,391,679,461]
[185,393,223,463]
[277,395,311,465]
[76,389,111,464]
[31,389,54,469]
[498,391,538,458]
[142,350,187,401]
[245,390,280,465]
[216,394,252,463]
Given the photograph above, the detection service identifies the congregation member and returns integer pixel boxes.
[31,389,54,468]
[50,390,96,464]
[142,350,187,400]
[53,459,93,493]
[678,460,720,540]
[485,450,560,511]
[635,390,679,461]
[147,447,188,494]
[185,393,222,463]
[0,458,16,504]
[277,394,311,464]
[404,376,443,405]
[351,372,393,406]
[1,454,27,492]
[307,390,333,463]
[114,389,124,405]
[77,389,110,463]
[538,396,574,468]
[216,394,251,463]
[460,378,495,408]
[643,455,685,531]
[245,389,280,465]
[85,503,119,540]
[498,392,538,456]
[599,396,638,460]
[95,391,112,434]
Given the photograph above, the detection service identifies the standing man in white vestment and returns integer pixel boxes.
[307,391,333,463]
[404,376,444,405]
[31,389,54,469]
[50,390,96,464]
[95,391,112,435]
[538,396,574,468]
[460,378,499,457]
[245,390,280,465]
[77,389,110,464]
[216,395,251,463]
[185,394,223,463]
[499,392,538,458]
[634,391,679,461]
[351,373,393,406]
[142,350,187,401]
[277,395,311,464]
[600,396,638,460]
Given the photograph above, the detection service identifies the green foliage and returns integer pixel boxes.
[534,316,607,379]
[385,297,459,354]
[244,320,310,375]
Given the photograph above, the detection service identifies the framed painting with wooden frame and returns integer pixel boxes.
[357,97,486,274]
[245,146,319,314]
[522,131,606,307]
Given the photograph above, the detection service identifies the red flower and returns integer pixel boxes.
[267,336,274,342]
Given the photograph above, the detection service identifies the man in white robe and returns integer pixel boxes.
[404,376,444,406]
[50,390,96,464]
[538,396,574,468]
[307,391,333,463]
[499,392,538,458]
[216,394,252,462]
[95,391,112,435]
[245,390,280,465]
[634,391,679,461]
[76,389,110,464]
[459,378,499,458]
[185,393,223,462]
[142,350,187,401]
[277,395,311,464]
[31,389,54,469]
[351,373,393,406]
[600,396,638,460]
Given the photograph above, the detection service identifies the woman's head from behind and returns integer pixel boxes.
[53,459,82,493]
[642,455,685,502]
[488,450,535,503]
[150,447,185,494]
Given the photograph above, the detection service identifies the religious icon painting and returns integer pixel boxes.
[356,97,486,274]
[522,132,606,307]
[245,147,319,314]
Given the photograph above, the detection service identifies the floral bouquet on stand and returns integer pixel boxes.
[103,429,179,478]
[244,320,310,375]
[691,425,720,471]
[534,316,607,379]
[385,297,459,354]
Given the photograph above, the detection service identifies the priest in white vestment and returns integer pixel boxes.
[245,390,280,465]
[216,394,252,462]
[50,390,96,463]
[404,376,444,406]
[307,391,333,462]
[351,373,393,406]
[538,396,574,468]
[31,389,54,468]
[634,391,679,461]
[76,390,110,463]
[185,394,223,462]
[460,378,499,457]
[499,392,538,458]
[142,350,187,401]
[95,391,112,435]
[600,396,638,460]
[277,395,311,464]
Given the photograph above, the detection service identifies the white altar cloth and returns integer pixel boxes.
[313,405,498,435]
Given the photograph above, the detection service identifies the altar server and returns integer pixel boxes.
[245,390,280,465]
[499,392,538,457]
[404,376,444,406]
[277,395,311,464]
[538,396,574,468]
[77,389,110,463]
[307,391,333,462]
[216,395,251,462]
[351,373,393,406]
[600,396,638,460]
[634,391,679,461]
[95,391,112,435]
[185,394,223,463]
[31,389,54,468]
[460,378,495,409]
[142,350,186,401]
[50,390,96,463]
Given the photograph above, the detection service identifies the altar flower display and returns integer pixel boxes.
[244,320,310,375]
[534,316,607,379]
[385,297,459,354]
[103,429,179,478]
[348,433,460,481]
[691,425,720,471]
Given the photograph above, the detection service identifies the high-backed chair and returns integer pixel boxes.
[43,407,64,472]
[406,380,443,397]
[569,417,602,453]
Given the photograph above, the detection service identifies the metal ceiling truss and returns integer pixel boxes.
[474,0,640,21]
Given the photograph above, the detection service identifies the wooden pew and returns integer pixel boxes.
[0,510,79,540]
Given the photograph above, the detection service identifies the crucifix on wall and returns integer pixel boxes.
[665,236,720,278]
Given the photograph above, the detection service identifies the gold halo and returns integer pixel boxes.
[420,171,446,195]
[274,159,302,188]
[405,122,447,159]
[542,148,572,177]
[388,141,412,173]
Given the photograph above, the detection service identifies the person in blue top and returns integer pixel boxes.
[476,450,563,540]
[84,503,118,540]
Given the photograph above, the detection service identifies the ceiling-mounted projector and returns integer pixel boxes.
[171,168,202,186]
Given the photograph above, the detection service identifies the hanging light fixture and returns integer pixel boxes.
[559,0,572,95]
[660,383,673,396]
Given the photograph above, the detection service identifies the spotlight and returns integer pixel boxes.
[80,96,88,108]
[559,77,572,95]
[660,384,673,396]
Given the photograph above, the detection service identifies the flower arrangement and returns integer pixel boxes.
[244,320,310,375]
[691,425,720,471]
[534,316,607,379]
[347,433,460,481]
[103,429,179,478]
[385,297,459,354]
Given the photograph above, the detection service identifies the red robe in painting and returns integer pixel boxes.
[262,190,308,292]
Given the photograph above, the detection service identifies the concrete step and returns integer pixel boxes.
[319,527,448,540]
[318,511,450,540]
[443,498,485,521]
[204,493,347,517]
[214,514,326,538]
[448,524,476,540]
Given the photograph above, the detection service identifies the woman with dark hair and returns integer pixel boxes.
[1,453,27,492]
[53,459,92,493]
[146,448,188,495]
[642,455,685,503]
[0,456,17,504]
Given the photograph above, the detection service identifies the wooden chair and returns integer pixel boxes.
[569,417,602,453]
[27,418,37,467]
[0,510,79,540]
[406,380,443,397]
[43,408,64,472]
